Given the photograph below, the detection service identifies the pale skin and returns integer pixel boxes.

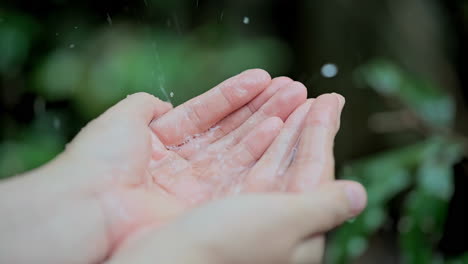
[0,69,367,264]
[108,181,366,264]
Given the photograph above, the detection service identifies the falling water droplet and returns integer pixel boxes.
[69,44,75,49]
[170,92,174,98]
[53,117,61,129]
[320,63,338,78]
[243,16,250,24]
[33,97,46,115]
[106,13,113,26]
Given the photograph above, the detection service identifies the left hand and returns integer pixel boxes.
[0,70,309,264]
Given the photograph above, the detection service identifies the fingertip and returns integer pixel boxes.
[314,93,339,104]
[249,77,294,112]
[241,68,272,84]
[273,82,308,120]
[289,81,308,99]
[162,100,174,108]
[342,181,367,216]
[272,76,293,84]
[267,116,284,131]
[283,100,313,129]
[304,93,340,128]
[304,98,314,109]
[331,92,345,111]
[126,92,155,99]
[107,92,173,125]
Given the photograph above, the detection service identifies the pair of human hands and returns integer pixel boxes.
[0,69,366,264]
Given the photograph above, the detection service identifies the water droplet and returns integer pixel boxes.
[321,63,338,78]
[33,97,46,116]
[55,32,60,36]
[74,26,78,29]
[243,16,250,24]
[170,92,174,97]
[69,44,75,49]
[106,13,113,26]
[53,117,61,129]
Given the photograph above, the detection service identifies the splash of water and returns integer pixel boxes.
[151,41,172,103]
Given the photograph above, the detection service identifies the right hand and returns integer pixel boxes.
[107,181,367,264]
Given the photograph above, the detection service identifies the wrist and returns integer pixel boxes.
[0,157,110,264]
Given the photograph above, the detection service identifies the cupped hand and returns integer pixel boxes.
[0,69,310,264]
[106,181,367,264]
[66,69,308,243]
[110,92,347,264]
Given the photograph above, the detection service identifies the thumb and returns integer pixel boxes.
[171,181,367,252]
[66,93,172,155]
[97,92,173,125]
[106,181,367,264]
[283,180,367,236]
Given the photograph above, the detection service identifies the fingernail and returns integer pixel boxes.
[345,184,367,213]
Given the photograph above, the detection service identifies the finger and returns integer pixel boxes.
[172,77,293,158]
[291,236,324,264]
[186,181,366,257]
[287,93,345,192]
[98,92,173,125]
[253,181,366,237]
[244,100,313,192]
[107,181,366,264]
[211,77,293,140]
[68,93,172,159]
[222,117,283,170]
[150,69,271,145]
[210,81,307,152]
[105,93,172,163]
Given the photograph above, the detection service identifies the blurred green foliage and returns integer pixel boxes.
[1,1,468,263]
[0,5,290,178]
[328,60,465,263]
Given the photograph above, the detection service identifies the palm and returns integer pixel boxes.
[74,74,341,251]
[68,70,308,246]
[104,91,342,263]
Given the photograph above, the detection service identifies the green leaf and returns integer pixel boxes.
[358,59,455,129]
[399,138,463,264]
[326,137,464,264]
